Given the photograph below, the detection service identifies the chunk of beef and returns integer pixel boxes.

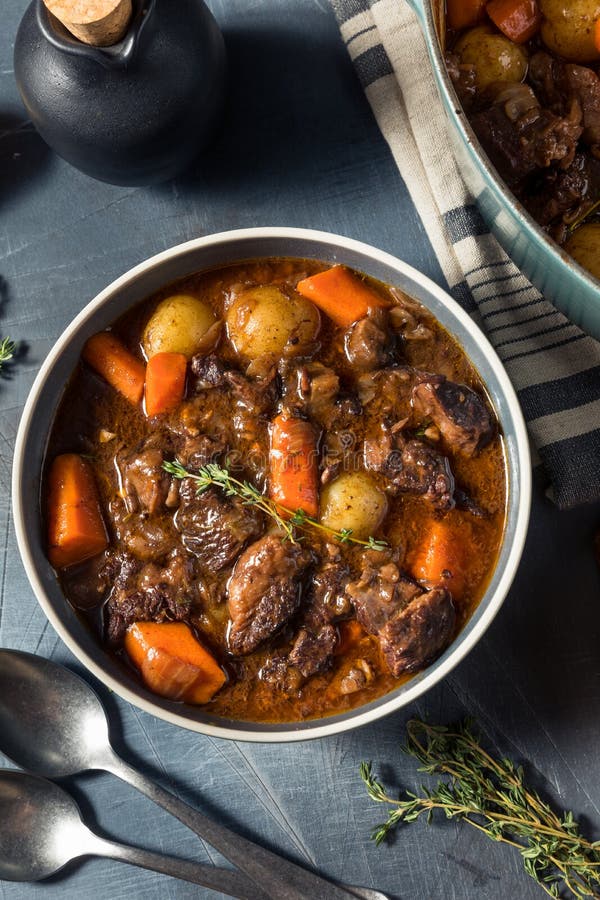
[445,51,477,111]
[469,87,582,185]
[303,544,352,626]
[280,361,339,424]
[190,353,278,423]
[530,51,600,146]
[339,659,376,695]
[120,444,170,515]
[104,551,194,645]
[224,368,279,415]
[190,353,227,389]
[174,479,262,574]
[522,153,589,226]
[412,379,494,456]
[346,551,423,633]
[522,152,600,232]
[288,625,338,678]
[258,655,304,694]
[177,433,224,470]
[344,308,395,372]
[357,366,415,424]
[118,515,175,561]
[227,536,309,655]
[364,429,455,510]
[346,551,455,676]
[390,439,456,509]
[388,288,433,342]
[378,588,456,676]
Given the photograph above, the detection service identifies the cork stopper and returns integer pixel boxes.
[43,0,133,47]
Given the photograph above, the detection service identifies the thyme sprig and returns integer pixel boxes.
[0,337,15,372]
[163,459,388,551]
[362,719,600,899]
[567,199,600,235]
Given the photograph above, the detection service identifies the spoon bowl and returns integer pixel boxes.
[0,771,82,881]
[0,650,112,777]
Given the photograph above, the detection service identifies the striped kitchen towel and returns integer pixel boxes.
[330,0,600,509]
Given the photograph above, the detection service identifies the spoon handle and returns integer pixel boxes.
[87,832,268,899]
[106,752,359,900]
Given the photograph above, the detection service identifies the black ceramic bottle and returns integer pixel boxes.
[14,0,227,185]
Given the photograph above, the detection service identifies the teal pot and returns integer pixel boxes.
[407,0,600,340]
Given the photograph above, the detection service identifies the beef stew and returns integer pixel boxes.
[445,1,600,280]
[44,258,507,723]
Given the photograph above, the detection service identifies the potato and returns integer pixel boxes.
[320,472,388,540]
[454,26,528,91]
[565,223,600,279]
[226,285,320,360]
[143,294,217,359]
[540,0,600,63]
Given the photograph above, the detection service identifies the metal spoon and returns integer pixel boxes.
[0,650,387,900]
[0,768,268,897]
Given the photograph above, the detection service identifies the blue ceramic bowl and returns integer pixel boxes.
[12,228,531,741]
[409,0,600,340]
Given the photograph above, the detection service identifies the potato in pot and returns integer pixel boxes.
[226,285,320,360]
[320,471,388,540]
[565,223,600,279]
[143,294,217,359]
[454,25,529,91]
[540,0,600,64]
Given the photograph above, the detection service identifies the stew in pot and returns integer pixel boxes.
[445,0,600,279]
[44,258,507,723]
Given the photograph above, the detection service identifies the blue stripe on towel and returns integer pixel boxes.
[483,296,546,319]
[494,320,574,350]
[443,205,488,243]
[502,332,588,363]
[517,366,600,420]
[330,0,371,24]
[539,428,600,508]
[449,280,478,314]
[486,310,556,335]
[354,44,393,88]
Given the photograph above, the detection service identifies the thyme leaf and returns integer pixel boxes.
[362,719,600,899]
[567,199,600,235]
[162,459,388,551]
[0,337,15,372]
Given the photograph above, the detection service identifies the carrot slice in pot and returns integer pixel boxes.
[125,621,227,704]
[83,331,146,405]
[296,266,388,328]
[47,453,108,569]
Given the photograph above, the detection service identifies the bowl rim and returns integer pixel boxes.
[12,226,532,742]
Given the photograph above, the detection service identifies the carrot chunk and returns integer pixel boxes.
[410,519,468,599]
[125,621,227,704]
[486,0,541,43]
[144,351,187,417]
[82,331,146,405]
[296,266,388,328]
[447,0,486,30]
[47,453,108,569]
[269,414,319,518]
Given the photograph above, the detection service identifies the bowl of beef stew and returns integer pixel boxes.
[12,228,530,740]
[406,0,600,339]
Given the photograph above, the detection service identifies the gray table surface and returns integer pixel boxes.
[2,2,600,899]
